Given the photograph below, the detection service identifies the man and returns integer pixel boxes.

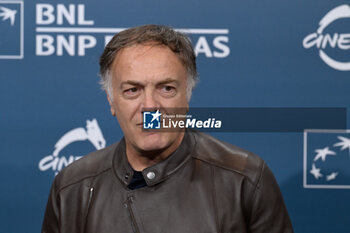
[42,24,293,233]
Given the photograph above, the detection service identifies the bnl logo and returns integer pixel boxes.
[143,110,161,129]
[304,130,350,189]
[0,1,23,59]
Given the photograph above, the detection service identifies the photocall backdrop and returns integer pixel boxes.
[1,0,350,232]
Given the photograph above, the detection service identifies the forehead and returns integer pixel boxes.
[110,44,187,81]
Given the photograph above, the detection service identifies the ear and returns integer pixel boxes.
[107,94,116,116]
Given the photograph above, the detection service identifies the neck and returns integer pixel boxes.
[126,132,185,171]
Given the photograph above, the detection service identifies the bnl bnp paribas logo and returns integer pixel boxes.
[38,119,106,176]
[0,1,23,59]
[304,129,350,189]
[303,5,350,71]
[35,4,230,57]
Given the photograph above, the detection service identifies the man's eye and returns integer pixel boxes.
[159,85,176,97]
[162,86,175,92]
[124,87,139,96]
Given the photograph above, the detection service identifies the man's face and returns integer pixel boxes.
[108,43,189,153]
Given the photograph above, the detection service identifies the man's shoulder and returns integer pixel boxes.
[54,141,119,190]
[191,131,264,185]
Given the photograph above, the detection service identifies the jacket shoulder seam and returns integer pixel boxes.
[192,156,256,185]
[57,167,112,194]
[248,161,266,218]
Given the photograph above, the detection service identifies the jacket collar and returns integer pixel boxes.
[112,131,195,188]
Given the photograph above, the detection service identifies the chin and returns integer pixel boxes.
[137,132,170,152]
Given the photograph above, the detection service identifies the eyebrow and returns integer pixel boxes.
[120,78,180,89]
[156,78,180,86]
[120,80,143,89]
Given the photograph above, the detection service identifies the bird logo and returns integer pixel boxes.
[306,132,350,187]
[0,6,17,26]
[313,147,336,162]
[334,136,350,154]
[310,163,323,179]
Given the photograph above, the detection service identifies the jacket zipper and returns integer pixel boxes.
[83,187,94,233]
[125,196,140,233]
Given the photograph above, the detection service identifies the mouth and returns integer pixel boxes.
[136,123,144,129]
[136,123,160,135]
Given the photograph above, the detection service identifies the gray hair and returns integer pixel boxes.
[99,24,198,101]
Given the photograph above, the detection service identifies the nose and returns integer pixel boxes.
[140,89,160,111]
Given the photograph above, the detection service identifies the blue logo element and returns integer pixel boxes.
[0,1,23,59]
[143,110,161,129]
[304,130,350,189]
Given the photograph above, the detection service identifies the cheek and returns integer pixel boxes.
[115,100,140,121]
[167,93,188,108]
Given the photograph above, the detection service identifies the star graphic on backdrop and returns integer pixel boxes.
[334,136,350,154]
[150,110,161,122]
[310,163,323,179]
[0,6,17,26]
[314,147,336,162]
[326,172,338,181]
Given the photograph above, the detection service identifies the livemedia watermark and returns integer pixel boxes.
[142,107,346,132]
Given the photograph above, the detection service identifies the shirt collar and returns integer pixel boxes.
[112,131,195,187]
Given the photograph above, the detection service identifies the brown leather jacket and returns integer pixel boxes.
[42,130,293,233]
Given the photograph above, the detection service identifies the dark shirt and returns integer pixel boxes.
[127,169,147,190]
